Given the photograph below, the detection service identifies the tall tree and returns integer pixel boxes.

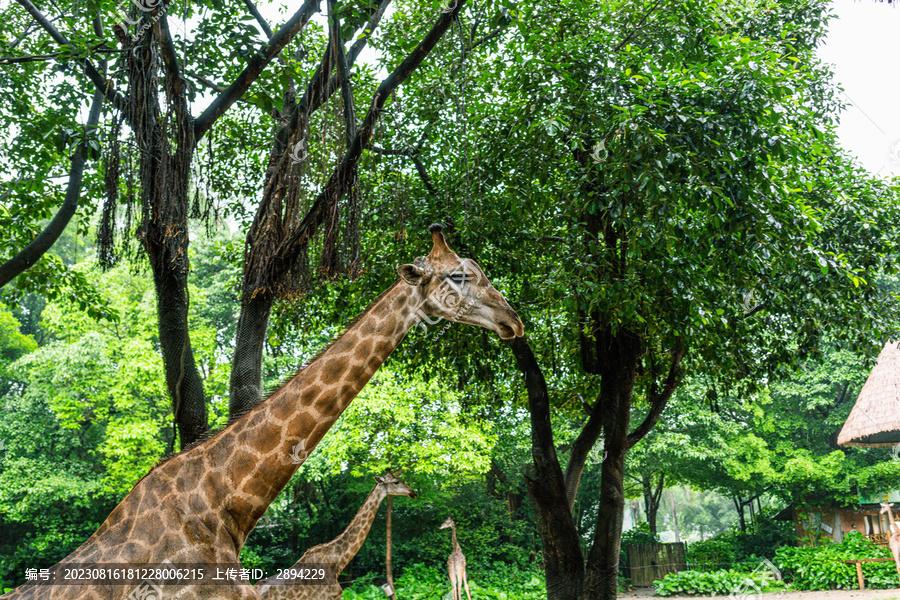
[377,0,900,598]
[1,0,467,448]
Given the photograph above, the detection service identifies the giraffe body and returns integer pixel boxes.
[880,502,900,579]
[256,472,416,600]
[1,226,522,600]
[440,518,472,600]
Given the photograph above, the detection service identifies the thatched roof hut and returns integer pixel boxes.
[837,341,900,447]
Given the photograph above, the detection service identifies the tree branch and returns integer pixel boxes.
[347,0,391,65]
[320,0,392,103]
[0,175,26,204]
[368,145,437,195]
[194,0,320,140]
[243,0,275,39]
[410,154,437,195]
[14,0,126,113]
[0,45,122,65]
[328,0,356,146]
[626,346,686,449]
[0,88,105,289]
[277,0,466,259]
[187,70,228,94]
[563,395,604,512]
[612,0,666,52]
[157,12,183,87]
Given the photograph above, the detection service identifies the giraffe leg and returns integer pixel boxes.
[449,571,460,600]
[461,571,472,600]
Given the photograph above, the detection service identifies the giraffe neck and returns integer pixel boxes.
[450,524,460,553]
[214,280,422,543]
[313,484,388,570]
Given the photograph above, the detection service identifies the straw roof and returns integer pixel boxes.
[837,341,900,447]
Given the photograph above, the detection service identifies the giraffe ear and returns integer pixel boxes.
[374,476,386,484]
[398,264,426,285]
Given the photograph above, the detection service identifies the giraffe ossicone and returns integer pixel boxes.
[1,225,522,600]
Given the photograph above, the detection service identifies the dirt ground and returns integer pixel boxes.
[619,587,900,600]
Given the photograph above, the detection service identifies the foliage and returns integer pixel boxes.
[653,569,785,597]
[0,243,243,587]
[622,522,661,547]
[343,563,546,600]
[687,515,793,571]
[686,537,737,573]
[775,531,897,590]
[301,368,497,480]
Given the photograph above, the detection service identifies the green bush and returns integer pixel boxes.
[622,522,661,546]
[653,569,784,597]
[343,563,545,600]
[775,530,897,590]
[686,514,793,571]
[686,537,737,572]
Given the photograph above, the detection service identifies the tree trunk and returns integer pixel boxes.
[629,499,642,528]
[733,495,747,532]
[128,24,207,449]
[229,293,274,417]
[151,261,208,447]
[507,336,584,600]
[642,473,664,535]
[581,328,641,600]
[670,493,681,543]
[228,0,465,420]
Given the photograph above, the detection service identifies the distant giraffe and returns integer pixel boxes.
[880,502,900,578]
[256,471,416,599]
[440,517,472,600]
[1,225,523,600]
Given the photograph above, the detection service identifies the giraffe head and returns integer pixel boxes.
[375,471,417,499]
[439,517,455,530]
[397,224,524,339]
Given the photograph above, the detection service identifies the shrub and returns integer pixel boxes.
[622,522,661,546]
[343,563,545,600]
[653,569,784,597]
[686,537,736,572]
[686,513,793,571]
[775,530,896,590]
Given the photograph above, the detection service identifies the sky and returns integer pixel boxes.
[818,0,900,177]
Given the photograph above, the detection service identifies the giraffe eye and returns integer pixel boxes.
[448,272,469,284]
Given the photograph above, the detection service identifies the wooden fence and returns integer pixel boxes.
[626,543,687,586]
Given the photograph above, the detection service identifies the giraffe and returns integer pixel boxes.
[1,225,523,600]
[255,471,416,599]
[880,502,900,578]
[440,517,472,600]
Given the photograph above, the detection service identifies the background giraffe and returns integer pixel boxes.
[255,471,416,599]
[1,225,523,600]
[440,517,472,600]
[880,502,900,578]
